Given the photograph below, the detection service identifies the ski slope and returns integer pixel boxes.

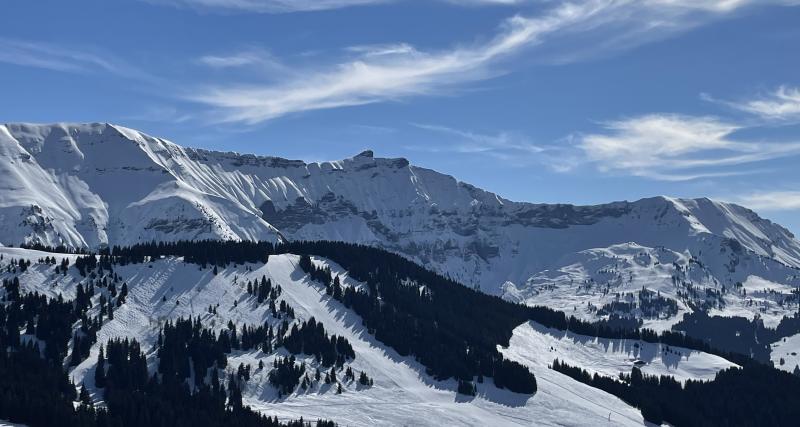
[0,247,743,426]
[500,321,737,384]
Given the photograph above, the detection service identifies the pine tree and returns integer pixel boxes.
[79,383,91,406]
[95,346,106,388]
[69,333,82,366]
[359,371,370,386]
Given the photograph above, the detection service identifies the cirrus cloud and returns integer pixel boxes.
[720,86,800,123]
[143,0,391,13]
[144,0,530,13]
[734,191,800,211]
[575,113,800,181]
[187,0,799,123]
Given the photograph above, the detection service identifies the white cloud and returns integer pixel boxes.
[735,191,800,211]
[409,123,591,170]
[0,38,158,84]
[0,38,123,75]
[146,0,532,13]
[576,114,800,180]
[149,0,800,13]
[187,0,797,123]
[410,123,545,157]
[144,0,390,13]
[443,0,528,5]
[345,43,416,57]
[197,49,291,76]
[199,53,263,68]
[187,6,590,123]
[719,86,800,123]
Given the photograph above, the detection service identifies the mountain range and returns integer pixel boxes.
[2,122,799,331]
[3,123,800,426]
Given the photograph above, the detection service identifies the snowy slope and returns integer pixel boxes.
[0,123,281,248]
[2,122,800,328]
[0,246,693,427]
[771,333,800,374]
[502,241,800,330]
[500,321,737,384]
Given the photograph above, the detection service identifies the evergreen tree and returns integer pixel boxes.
[95,346,106,388]
[79,383,91,406]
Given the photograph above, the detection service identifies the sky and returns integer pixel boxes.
[2,0,800,234]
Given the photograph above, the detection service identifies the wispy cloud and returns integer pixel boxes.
[706,86,800,123]
[145,0,529,13]
[144,0,390,13]
[0,38,157,83]
[186,6,588,123]
[199,52,265,68]
[123,105,195,123]
[345,43,416,57]
[734,190,800,211]
[197,49,291,76]
[408,123,592,170]
[186,0,797,123]
[443,0,528,5]
[0,38,125,76]
[410,123,545,156]
[574,113,800,181]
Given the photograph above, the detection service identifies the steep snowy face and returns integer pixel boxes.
[2,122,800,327]
[0,123,282,248]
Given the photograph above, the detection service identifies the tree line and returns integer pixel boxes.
[551,358,800,426]
[22,239,787,383]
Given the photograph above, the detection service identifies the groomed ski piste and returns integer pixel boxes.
[1,246,748,426]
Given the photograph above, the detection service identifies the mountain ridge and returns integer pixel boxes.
[3,122,795,244]
[2,122,799,329]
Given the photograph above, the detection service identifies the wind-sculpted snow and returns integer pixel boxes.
[2,122,800,327]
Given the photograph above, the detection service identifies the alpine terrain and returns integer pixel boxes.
[1,123,800,427]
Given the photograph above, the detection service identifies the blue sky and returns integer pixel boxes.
[2,0,800,233]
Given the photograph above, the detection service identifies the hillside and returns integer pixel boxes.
[0,246,659,426]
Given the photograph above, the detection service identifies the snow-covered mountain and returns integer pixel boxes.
[2,122,800,328]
